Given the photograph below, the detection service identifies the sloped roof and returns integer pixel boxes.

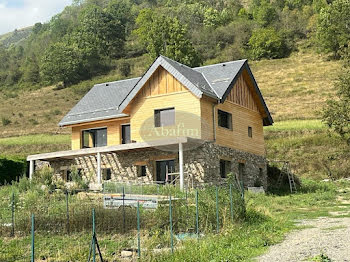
[59,77,140,126]
[59,55,273,127]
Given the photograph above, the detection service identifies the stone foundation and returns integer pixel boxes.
[36,141,267,189]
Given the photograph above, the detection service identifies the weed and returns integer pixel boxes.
[310,253,332,262]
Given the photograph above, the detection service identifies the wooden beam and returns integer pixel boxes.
[27,137,190,161]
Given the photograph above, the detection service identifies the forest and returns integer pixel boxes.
[0,0,345,90]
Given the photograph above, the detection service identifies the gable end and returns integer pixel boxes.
[220,62,273,126]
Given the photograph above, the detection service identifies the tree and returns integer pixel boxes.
[75,4,126,59]
[317,0,350,57]
[248,28,289,59]
[22,55,40,84]
[252,0,278,26]
[134,9,201,67]
[40,42,83,87]
[322,53,350,145]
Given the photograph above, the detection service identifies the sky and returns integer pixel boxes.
[0,0,72,34]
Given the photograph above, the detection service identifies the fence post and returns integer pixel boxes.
[66,191,69,234]
[196,190,199,240]
[11,192,14,237]
[229,184,234,223]
[92,208,96,262]
[137,200,141,258]
[216,186,219,233]
[122,186,126,233]
[169,195,174,253]
[241,181,246,215]
[31,214,35,262]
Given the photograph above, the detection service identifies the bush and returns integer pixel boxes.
[1,117,11,126]
[28,118,39,125]
[118,60,131,77]
[0,156,27,185]
[248,28,289,60]
[34,166,55,191]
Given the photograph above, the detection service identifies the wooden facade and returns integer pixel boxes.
[69,66,266,156]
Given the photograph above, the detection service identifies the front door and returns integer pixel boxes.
[122,124,130,144]
[156,160,175,183]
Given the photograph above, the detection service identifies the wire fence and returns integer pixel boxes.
[0,182,246,261]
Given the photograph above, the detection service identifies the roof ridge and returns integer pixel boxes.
[94,76,141,87]
[159,55,195,70]
[193,59,247,70]
[200,72,221,99]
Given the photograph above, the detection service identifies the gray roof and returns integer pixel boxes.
[59,77,140,126]
[59,55,273,127]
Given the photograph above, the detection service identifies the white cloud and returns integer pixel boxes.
[0,0,72,34]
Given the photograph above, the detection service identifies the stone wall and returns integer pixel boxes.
[36,141,267,189]
[185,142,267,188]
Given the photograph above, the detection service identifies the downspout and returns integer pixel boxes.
[212,101,218,141]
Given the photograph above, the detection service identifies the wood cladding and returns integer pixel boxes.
[138,66,185,98]
[129,73,201,143]
[226,73,258,112]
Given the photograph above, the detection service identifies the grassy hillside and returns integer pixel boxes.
[0,27,32,47]
[0,50,346,179]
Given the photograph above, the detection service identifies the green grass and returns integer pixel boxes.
[0,134,69,146]
[264,119,326,132]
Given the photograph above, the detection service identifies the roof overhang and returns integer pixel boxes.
[59,113,130,127]
[27,137,204,161]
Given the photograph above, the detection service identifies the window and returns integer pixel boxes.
[122,124,131,144]
[248,126,252,138]
[138,165,147,177]
[218,110,232,129]
[60,169,73,182]
[154,108,175,127]
[82,128,107,148]
[220,159,231,178]
[102,168,111,181]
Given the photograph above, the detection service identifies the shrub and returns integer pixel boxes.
[34,166,55,191]
[248,28,289,60]
[1,117,11,126]
[28,118,39,125]
[16,176,34,192]
[70,165,89,190]
[50,109,62,116]
[0,156,27,185]
[119,60,131,77]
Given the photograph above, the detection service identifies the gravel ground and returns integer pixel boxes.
[256,216,350,262]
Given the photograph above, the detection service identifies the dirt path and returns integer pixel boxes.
[256,215,350,261]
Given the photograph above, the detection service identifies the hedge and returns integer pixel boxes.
[0,156,27,185]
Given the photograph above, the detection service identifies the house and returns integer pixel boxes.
[27,55,273,190]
